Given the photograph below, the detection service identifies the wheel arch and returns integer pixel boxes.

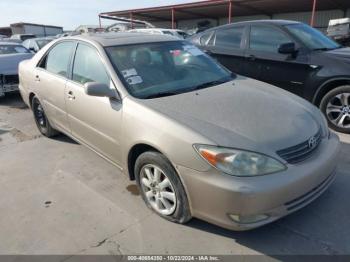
[127,143,163,181]
[313,78,350,106]
[28,92,36,108]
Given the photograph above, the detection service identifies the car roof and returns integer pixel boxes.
[65,32,180,47]
[203,19,301,32]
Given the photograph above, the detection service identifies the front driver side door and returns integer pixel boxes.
[245,25,311,96]
[65,42,123,166]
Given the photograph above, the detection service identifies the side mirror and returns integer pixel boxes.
[84,82,118,99]
[278,42,298,55]
[29,47,36,53]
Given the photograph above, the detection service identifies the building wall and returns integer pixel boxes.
[24,24,46,36]
[153,9,350,31]
[44,26,63,36]
[0,27,12,36]
[273,9,345,30]
[11,24,63,37]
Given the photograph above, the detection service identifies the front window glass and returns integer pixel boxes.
[105,41,233,99]
[0,45,30,54]
[250,26,291,53]
[72,44,110,86]
[285,23,340,50]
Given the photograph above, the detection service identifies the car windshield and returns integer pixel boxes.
[285,23,341,50]
[105,41,233,99]
[0,45,30,55]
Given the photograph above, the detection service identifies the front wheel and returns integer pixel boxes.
[320,85,350,134]
[32,96,58,137]
[135,151,191,224]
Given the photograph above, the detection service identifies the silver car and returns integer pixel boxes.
[19,33,340,230]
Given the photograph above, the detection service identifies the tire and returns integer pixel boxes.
[31,96,58,137]
[135,151,192,224]
[320,85,350,134]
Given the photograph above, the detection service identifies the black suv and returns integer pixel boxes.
[190,20,350,133]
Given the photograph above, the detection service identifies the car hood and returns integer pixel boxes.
[324,47,350,59]
[140,76,321,155]
[0,53,33,74]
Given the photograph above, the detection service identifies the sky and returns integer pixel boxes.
[0,0,201,30]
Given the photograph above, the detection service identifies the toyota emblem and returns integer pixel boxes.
[308,136,317,149]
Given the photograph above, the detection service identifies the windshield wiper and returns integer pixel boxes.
[143,92,179,99]
[313,46,341,51]
[190,77,233,92]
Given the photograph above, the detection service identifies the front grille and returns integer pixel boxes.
[284,171,335,212]
[277,128,322,164]
[3,74,19,85]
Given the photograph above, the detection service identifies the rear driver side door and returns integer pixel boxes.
[245,25,311,96]
[205,26,247,75]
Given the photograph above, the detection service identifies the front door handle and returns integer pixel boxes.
[246,55,256,61]
[67,91,75,100]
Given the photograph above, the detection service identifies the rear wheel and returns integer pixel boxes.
[32,96,58,137]
[320,85,350,134]
[135,151,191,224]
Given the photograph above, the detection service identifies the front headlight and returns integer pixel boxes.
[194,144,286,177]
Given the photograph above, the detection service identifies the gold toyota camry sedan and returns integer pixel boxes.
[18,33,340,230]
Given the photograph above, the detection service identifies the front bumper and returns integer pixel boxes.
[0,74,20,97]
[1,84,19,94]
[177,132,340,231]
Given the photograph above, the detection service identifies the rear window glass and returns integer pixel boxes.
[215,27,244,49]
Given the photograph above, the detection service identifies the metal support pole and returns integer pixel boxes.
[99,16,102,28]
[310,0,317,27]
[172,8,175,29]
[130,12,134,29]
[228,1,232,24]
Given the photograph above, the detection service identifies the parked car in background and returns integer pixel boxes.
[327,18,350,46]
[0,42,33,97]
[128,28,189,39]
[10,34,36,42]
[22,37,55,53]
[190,20,350,133]
[0,38,22,43]
[19,33,339,231]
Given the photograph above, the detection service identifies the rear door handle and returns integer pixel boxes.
[67,91,75,100]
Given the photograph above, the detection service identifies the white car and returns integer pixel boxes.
[128,28,189,39]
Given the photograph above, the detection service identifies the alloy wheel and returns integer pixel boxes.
[326,93,350,129]
[139,164,177,216]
